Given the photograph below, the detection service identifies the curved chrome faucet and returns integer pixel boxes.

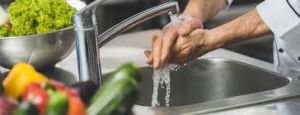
[73,2,180,86]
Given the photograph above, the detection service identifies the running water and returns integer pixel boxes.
[151,64,180,107]
[151,13,179,107]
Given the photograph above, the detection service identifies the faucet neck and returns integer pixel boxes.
[73,2,180,87]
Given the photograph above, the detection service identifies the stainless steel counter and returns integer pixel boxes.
[1,30,299,115]
[60,29,300,115]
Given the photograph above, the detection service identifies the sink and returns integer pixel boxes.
[135,58,289,107]
[117,58,300,114]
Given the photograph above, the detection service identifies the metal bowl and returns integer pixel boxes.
[0,26,75,69]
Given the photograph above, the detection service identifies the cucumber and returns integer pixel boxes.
[87,63,140,115]
[14,101,39,115]
[0,72,4,94]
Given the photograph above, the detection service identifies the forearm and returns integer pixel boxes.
[211,9,271,47]
[182,0,227,22]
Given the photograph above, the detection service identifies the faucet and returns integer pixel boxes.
[73,1,180,86]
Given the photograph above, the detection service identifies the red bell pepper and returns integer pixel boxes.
[22,82,49,115]
[22,80,87,115]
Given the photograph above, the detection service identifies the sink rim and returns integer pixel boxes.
[132,58,300,114]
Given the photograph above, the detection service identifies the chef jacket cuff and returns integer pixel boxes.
[257,0,300,39]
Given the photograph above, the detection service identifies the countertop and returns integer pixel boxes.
[58,29,300,115]
[2,30,299,115]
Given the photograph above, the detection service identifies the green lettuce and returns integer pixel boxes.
[0,24,11,37]
[0,0,75,37]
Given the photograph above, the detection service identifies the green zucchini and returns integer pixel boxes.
[88,63,140,115]
[14,101,39,115]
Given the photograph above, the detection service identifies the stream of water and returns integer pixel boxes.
[151,64,180,107]
[151,13,179,107]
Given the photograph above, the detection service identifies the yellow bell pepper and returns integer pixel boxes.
[3,63,48,99]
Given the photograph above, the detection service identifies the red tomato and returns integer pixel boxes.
[23,82,49,115]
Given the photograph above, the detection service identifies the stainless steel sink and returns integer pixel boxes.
[136,58,289,107]
[127,58,300,114]
[137,59,289,106]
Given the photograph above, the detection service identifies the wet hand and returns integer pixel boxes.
[145,29,222,70]
[160,15,203,64]
[144,15,203,69]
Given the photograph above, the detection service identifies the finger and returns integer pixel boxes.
[152,34,163,70]
[144,50,151,58]
[160,30,178,66]
[145,32,163,66]
[144,50,153,65]
[147,54,153,65]
[173,53,189,65]
[162,21,181,35]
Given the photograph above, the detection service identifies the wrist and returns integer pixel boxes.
[181,11,205,22]
[182,0,227,22]
[205,28,229,49]
[181,0,206,21]
[177,15,203,24]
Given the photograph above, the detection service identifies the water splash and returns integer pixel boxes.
[151,64,180,107]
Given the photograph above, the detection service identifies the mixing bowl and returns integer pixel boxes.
[0,26,75,69]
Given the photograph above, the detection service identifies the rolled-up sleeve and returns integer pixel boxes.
[257,0,300,41]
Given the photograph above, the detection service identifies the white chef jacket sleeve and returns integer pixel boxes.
[257,0,300,41]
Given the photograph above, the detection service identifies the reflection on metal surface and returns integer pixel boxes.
[41,67,78,85]
[136,58,289,107]
[120,58,300,114]
[0,27,75,69]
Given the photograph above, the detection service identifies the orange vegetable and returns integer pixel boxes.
[67,96,87,115]
[3,63,48,99]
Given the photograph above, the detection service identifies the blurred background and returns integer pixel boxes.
[1,0,272,63]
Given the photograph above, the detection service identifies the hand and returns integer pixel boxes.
[160,15,203,62]
[144,15,203,68]
[145,29,223,70]
[167,15,204,36]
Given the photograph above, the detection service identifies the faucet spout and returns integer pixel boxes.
[98,2,179,48]
[73,2,180,87]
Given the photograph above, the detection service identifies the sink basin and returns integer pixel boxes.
[119,58,300,114]
[135,58,289,107]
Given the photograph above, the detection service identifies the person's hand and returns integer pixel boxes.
[160,15,203,62]
[166,15,204,36]
[145,29,223,70]
[144,15,203,68]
